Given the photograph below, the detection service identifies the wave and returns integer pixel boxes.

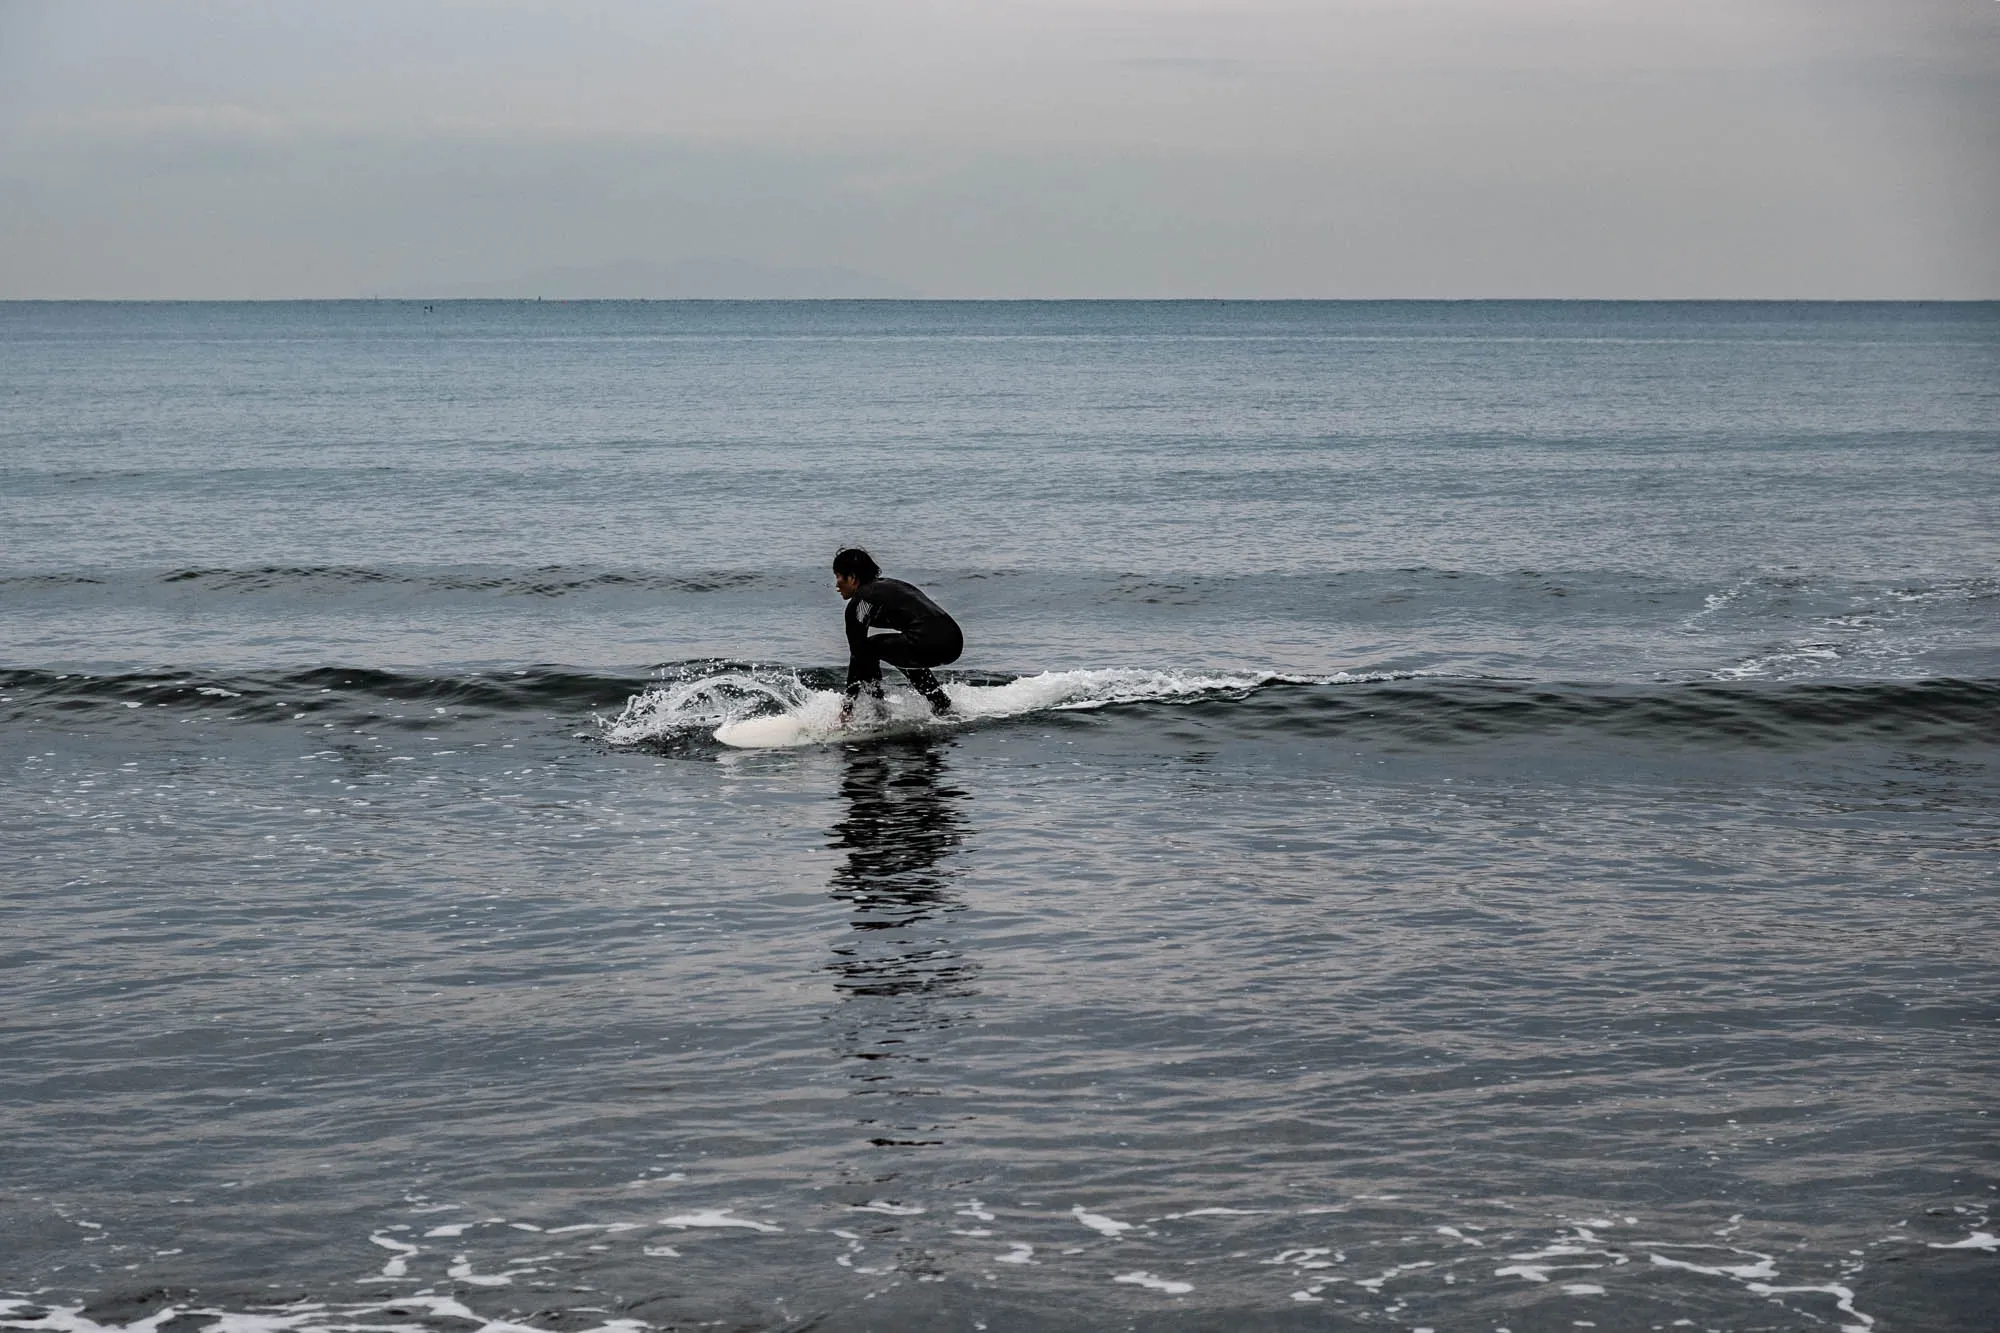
[600,666,2000,750]
[598,666,1402,748]
[0,664,647,717]
[4,664,1996,749]
[1184,675,2000,747]
[9,565,1987,612]
[0,566,764,598]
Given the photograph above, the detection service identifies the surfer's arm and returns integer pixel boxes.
[840,670,883,725]
[844,602,881,686]
[842,601,883,722]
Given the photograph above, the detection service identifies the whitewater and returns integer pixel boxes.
[600,666,1428,749]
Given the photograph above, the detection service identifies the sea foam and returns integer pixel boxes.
[600,664,1406,749]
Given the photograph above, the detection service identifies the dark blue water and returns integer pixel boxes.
[3,301,1997,1332]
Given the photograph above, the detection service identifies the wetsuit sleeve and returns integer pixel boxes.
[844,598,881,694]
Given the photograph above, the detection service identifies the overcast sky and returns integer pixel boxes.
[2,0,1995,298]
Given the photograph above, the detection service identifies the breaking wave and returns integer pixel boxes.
[0,565,763,599]
[597,666,1400,748]
[3,665,1995,751]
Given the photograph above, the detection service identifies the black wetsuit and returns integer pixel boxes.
[845,577,963,713]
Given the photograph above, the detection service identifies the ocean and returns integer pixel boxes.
[2,300,1996,1332]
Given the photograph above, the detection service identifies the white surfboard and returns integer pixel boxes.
[713,709,831,749]
[713,689,963,749]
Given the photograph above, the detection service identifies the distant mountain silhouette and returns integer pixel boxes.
[438,257,920,299]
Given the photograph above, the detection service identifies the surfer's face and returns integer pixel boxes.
[835,573,861,600]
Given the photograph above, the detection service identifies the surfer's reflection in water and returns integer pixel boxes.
[826,739,978,1149]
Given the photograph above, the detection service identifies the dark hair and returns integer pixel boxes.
[832,547,880,583]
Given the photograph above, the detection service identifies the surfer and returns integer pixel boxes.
[834,547,962,723]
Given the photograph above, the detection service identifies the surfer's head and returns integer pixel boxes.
[833,547,879,599]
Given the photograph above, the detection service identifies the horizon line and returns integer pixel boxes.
[5,296,1998,305]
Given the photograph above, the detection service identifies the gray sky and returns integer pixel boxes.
[2,0,1995,298]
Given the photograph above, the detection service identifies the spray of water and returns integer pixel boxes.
[599,665,1423,749]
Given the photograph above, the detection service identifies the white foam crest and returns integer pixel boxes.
[659,1208,782,1232]
[1494,1242,1607,1284]
[1930,1230,1998,1251]
[1713,643,1842,681]
[368,1230,419,1278]
[960,667,1276,717]
[608,663,1441,749]
[1071,1204,1135,1236]
[1745,1282,1874,1331]
[1163,1207,1269,1220]
[194,1314,337,1333]
[1647,1249,1777,1280]
[444,1255,515,1287]
[1263,1247,1335,1267]
[982,665,1436,712]
[0,1299,646,1333]
[1643,1242,1876,1331]
[600,669,813,745]
[1354,1259,1435,1292]
[1111,1271,1192,1295]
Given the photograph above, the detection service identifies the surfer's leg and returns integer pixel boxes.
[874,634,954,716]
[901,665,953,716]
